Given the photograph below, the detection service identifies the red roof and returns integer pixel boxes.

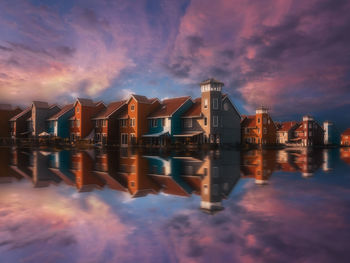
[129,95,158,104]
[277,121,298,132]
[10,107,31,121]
[295,123,304,132]
[48,104,74,120]
[182,98,201,118]
[148,96,190,118]
[342,128,350,136]
[241,116,256,128]
[93,100,126,119]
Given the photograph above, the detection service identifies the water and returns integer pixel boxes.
[1,147,350,263]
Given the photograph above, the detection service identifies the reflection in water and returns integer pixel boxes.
[1,147,350,262]
[2,147,344,211]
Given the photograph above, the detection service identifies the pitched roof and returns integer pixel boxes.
[32,101,49,108]
[182,98,201,118]
[241,115,256,128]
[342,128,350,136]
[148,96,191,118]
[200,78,224,86]
[128,94,159,104]
[277,121,298,132]
[76,98,95,107]
[10,107,31,121]
[93,100,126,119]
[47,104,74,120]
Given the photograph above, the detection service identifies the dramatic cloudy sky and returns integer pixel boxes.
[0,0,349,129]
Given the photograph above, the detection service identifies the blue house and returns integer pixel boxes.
[47,104,74,138]
[143,96,193,145]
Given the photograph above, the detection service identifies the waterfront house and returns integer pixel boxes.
[118,95,160,146]
[341,128,350,146]
[70,98,106,141]
[92,100,127,145]
[30,101,60,137]
[241,107,277,146]
[292,116,324,146]
[340,148,350,165]
[47,104,74,138]
[0,104,21,138]
[9,107,32,138]
[143,96,193,145]
[276,121,299,144]
[178,79,241,145]
[323,121,340,146]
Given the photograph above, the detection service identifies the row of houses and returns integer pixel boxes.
[1,77,349,147]
[2,78,241,146]
[241,108,346,147]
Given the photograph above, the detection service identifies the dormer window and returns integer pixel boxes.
[131,105,135,111]
[76,107,79,113]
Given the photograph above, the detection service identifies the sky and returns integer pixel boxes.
[0,0,349,129]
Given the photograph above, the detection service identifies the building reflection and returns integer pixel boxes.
[340,148,350,166]
[3,147,342,213]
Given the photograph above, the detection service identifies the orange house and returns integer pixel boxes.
[341,128,350,146]
[0,104,22,138]
[70,98,106,141]
[241,107,277,146]
[118,95,160,146]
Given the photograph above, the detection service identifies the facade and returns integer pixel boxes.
[9,107,32,138]
[0,104,22,138]
[293,116,324,146]
[241,107,277,146]
[118,95,160,146]
[276,121,299,144]
[341,128,350,146]
[47,104,74,138]
[92,100,127,145]
[30,101,60,137]
[178,78,241,145]
[143,96,193,145]
[323,121,340,145]
[70,98,106,141]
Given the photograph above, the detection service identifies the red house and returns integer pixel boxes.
[92,100,127,145]
[293,116,324,146]
[341,128,350,146]
[0,104,22,138]
[70,98,106,141]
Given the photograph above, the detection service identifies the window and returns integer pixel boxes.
[131,105,135,111]
[184,118,192,128]
[76,120,80,127]
[204,117,207,126]
[263,117,267,124]
[268,119,271,124]
[213,98,218,109]
[121,119,127,127]
[245,128,248,134]
[151,119,157,127]
[257,128,260,134]
[264,127,267,134]
[309,123,312,128]
[304,124,307,129]
[76,107,79,113]
[258,118,260,123]
[224,103,229,111]
[103,120,107,127]
[204,99,208,109]
[213,115,218,127]
[95,120,99,128]
[130,133,136,144]
[121,133,128,145]
[130,118,135,127]
[213,167,219,177]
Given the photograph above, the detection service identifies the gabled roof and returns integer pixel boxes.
[32,101,49,108]
[277,121,298,132]
[222,94,242,118]
[75,98,94,107]
[182,98,201,118]
[10,107,31,121]
[148,96,191,118]
[342,128,350,136]
[47,104,74,121]
[200,78,224,86]
[127,94,159,104]
[92,100,126,120]
[241,115,256,128]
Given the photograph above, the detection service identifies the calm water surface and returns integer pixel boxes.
[1,147,350,263]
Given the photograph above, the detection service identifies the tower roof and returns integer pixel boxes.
[200,78,224,86]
